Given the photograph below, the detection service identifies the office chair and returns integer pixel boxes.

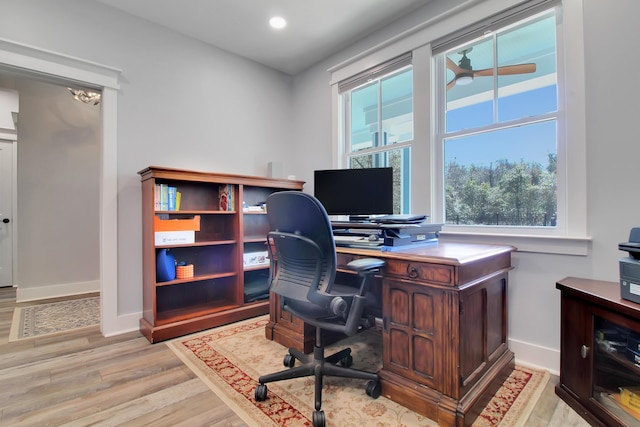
[254,191,385,427]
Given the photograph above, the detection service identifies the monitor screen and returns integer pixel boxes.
[314,167,393,218]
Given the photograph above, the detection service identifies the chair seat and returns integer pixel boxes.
[284,299,344,321]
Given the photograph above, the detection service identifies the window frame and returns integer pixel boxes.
[434,7,563,234]
[329,0,588,255]
[339,64,414,214]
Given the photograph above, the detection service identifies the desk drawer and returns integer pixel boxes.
[385,261,454,286]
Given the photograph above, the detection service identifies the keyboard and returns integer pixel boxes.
[333,235,383,248]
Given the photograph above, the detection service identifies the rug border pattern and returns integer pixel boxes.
[9,296,100,342]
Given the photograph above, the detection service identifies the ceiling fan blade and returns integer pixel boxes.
[447,57,463,74]
[473,63,537,77]
[446,79,456,90]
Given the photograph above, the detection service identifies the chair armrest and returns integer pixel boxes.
[343,258,385,299]
[346,257,385,273]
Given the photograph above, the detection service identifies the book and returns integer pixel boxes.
[167,186,177,211]
[154,184,161,210]
[159,183,169,211]
[176,191,181,211]
[620,386,640,411]
[609,392,640,421]
[218,184,234,211]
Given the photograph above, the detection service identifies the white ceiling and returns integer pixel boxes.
[96,0,431,75]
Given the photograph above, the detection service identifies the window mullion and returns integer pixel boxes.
[444,112,557,140]
[342,94,351,166]
[492,33,498,124]
[377,82,382,151]
[351,141,412,158]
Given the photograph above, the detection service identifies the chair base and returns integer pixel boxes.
[255,344,380,427]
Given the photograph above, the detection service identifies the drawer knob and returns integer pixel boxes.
[407,266,419,279]
[580,344,589,359]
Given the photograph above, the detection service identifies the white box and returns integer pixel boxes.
[244,251,269,267]
[155,230,195,246]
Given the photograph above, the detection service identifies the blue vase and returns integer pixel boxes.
[156,249,176,282]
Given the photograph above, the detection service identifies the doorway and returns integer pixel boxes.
[0,139,15,287]
[0,38,120,335]
[0,74,102,298]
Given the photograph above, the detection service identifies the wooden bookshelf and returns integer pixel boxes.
[138,166,304,343]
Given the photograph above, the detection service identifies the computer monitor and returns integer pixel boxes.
[314,167,393,220]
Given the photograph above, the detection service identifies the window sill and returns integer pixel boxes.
[439,231,592,256]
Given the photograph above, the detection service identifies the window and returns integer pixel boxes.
[435,7,559,229]
[339,54,413,214]
[331,0,587,254]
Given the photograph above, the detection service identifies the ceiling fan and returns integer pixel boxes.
[446,48,537,90]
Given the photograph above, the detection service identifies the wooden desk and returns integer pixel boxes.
[265,241,515,426]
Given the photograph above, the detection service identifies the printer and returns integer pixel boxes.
[619,228,640,304]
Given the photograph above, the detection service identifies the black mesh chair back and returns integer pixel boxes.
[267,191,335,298]
[267,191,362,335]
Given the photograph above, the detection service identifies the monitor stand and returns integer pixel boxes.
[348,215,371,223]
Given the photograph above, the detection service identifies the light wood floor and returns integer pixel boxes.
[0,287,576,426]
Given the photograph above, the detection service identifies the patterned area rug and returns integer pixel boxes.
[167,316,549,427]
[9,296,100,341]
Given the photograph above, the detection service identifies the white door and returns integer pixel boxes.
[0,139,13,287]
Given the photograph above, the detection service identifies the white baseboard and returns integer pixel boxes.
[510,337,560,376]
[102,311,141,337]
[16,280,100,302]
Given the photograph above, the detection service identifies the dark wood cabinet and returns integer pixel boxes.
[266,242,515,426]
[556,276,640,426]
[383,278,445,392]
[138,166,303,343]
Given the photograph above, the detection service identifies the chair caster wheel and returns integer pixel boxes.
[255,384,268,401]
[283,354,295,368]
[312,410,326,427]
[339,355,353,367]
[366,380,381,399]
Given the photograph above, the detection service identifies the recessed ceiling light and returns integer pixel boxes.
[269,16,287,29]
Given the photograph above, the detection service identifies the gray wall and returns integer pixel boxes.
[2,0,639,372]
[0,75,100,296]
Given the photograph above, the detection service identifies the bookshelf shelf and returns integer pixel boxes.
[155,239,238,248]
[244,265,269,272]
[156,210,236,215]
[155,271,237,287]
[244,236,268,243]
[155,300,238,324]
[138,166,304,343]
